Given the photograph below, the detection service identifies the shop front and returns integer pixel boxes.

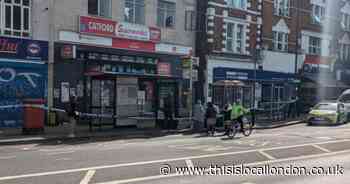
[300,55,348,109]
[53,16,192,129]
[54,43,185,128]
[0,36,48,128]
[213,67,298,109]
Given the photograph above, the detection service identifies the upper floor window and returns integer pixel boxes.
[227,0,247,10]
[309,36,321,55]
[340,44,350,61]
[0,0,30,37]
[88,0,111,18]
[342,13,350,31]
[226,22,245,54]
[185,10,196,31]
[157,0,176,28]
[273,31,288,51]
[311,4,326,25]
[124,0,145,24]
[274,0,289,17]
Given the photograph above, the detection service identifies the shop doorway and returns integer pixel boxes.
[90,79,116,126]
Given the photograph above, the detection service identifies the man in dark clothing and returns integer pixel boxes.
[163,94,174,130]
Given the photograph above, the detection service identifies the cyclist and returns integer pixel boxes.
[231,99,249,132]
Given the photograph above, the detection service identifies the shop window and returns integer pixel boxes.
[88,0,111,18]
[124,0,145,24]
[157,0,176,28]
[1,0,30,37]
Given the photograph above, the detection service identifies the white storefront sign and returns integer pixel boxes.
[155,43,192,55]
[115,22,150,41]
[59,31,112,46]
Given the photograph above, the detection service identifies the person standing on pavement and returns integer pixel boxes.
[223,103,232,135]
[67,95,78,138]
[205,102,218,135]
[193,100,205,130]
[163,93,174,130]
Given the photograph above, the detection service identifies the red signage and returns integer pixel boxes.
[157,63,171,76]
[79,16,161,42]
[149,27,161,42]
[112,38,155,52]
[79,16,116,37]
[0,38,18,53]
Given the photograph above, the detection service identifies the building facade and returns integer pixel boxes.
[0,0,49,128]
[51,0,196,127]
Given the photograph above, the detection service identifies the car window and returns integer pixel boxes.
[339,94,350,103]
[314,104,337,111]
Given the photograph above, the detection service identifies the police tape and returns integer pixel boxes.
[0,104,117,118]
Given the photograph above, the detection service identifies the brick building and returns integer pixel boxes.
[196,0,263,108]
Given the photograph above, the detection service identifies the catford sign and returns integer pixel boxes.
[79,16,161,42]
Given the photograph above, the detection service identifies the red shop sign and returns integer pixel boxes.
[112,38,155,52]
[79,16,116,37]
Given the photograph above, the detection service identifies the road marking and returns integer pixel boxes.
[94,149,350,184]
[258,150,276,160]
[80,170,95,184]
[46,151,75,156]
[55,158,72,161]
[312,144,331,153]
[1,139,350,181]
[0,156,16,160]
[185,159,194,169]
[96,174,178,184]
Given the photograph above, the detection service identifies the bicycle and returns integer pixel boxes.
[227,113,254,139]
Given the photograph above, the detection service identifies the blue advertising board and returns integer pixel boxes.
[0,61,47,128]
[0,37,48,127]
[0,36,48,61]
[213,67,297,82]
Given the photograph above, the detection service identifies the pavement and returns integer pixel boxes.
[0,117,305,145]
[1,123,350,183]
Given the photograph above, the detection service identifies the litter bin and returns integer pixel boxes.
[22,99,45,134]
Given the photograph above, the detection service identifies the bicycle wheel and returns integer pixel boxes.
[242,117,253,137]
[227,123,237,139]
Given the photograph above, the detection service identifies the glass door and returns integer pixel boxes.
[91,79,116,125]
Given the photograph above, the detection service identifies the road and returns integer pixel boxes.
[1,123,350,184]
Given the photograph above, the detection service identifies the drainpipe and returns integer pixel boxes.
[47,0,55,123]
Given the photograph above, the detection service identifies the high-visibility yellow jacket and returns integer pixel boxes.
[231,103,248,120]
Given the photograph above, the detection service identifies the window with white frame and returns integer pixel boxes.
[311,4,326,25]
[274,0,289,17]
[88,0,111,18]
[185,10,196,31]
[0,0,30,37]
[308,36,322,55]
[124,0,145,24]
[340,44,350,60]
[227,0,247,10]
[226,22,245,54]
[157,0,176,28]
[342,13,350,31]
[273,31,288,51]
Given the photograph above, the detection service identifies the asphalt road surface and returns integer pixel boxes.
[1,123,350,184]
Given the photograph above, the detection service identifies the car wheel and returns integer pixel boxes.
[307,121,313,126]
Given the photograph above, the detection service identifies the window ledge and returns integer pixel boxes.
[87,14,112,20]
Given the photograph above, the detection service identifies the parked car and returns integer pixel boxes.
[338,89,350,121]
[307,102,347,125]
